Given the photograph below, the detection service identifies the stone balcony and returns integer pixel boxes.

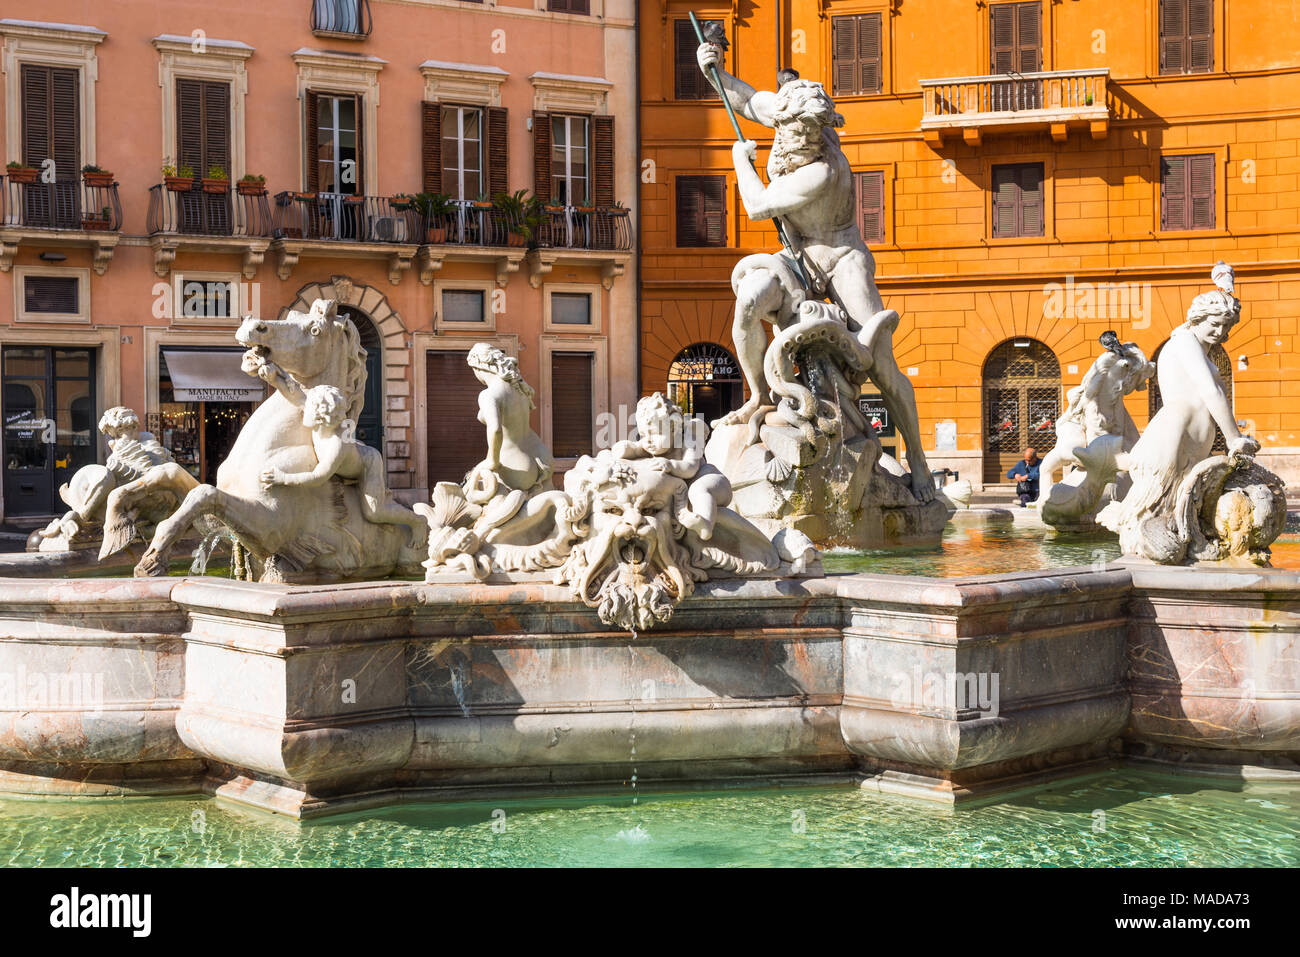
[920,68,1110,146]
[148,183,275,280]
[0,176,122,274]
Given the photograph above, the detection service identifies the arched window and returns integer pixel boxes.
[1149,339,1231,453]
[667,342,744,423]
[982,337,1060,484]
[339,306,384,453]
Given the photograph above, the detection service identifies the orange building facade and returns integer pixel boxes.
[0,0,637,522]
[639,0,1300,489]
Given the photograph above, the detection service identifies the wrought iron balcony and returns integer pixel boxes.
[537,206,632,252]
[0,175,122,273]
[422,202,632,251]
[1,176,122,232]
[272,192,421,244]
[148,184,273,238]
[311,0,373,38]
[424,200,526,248]
[920,68,1109,145]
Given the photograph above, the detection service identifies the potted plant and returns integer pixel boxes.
[493,189,541,247]
[82,165,114,188]
[602,198,630,217]
[81,206,112,231]
[470,192,493,210]
[236,173,266,196]
[544,194,566,214]
[410,192,455,243]
[202,165,230,194]
[575,196,597,214]
[6,161,38,184]
[163,164,194,192]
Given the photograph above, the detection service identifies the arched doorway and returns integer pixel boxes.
[982,338,1061,484]
[339,306,383,453]
[667,342,744,424]
[1149,340,1230,452]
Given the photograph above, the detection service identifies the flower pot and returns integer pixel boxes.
[602,207,630,217]
[293,192,316,202]
[471,201,493,209]
[426,226,447,244]
[576,206,596,214]
[164,176,194,192]
[507,232,527,247]
[81,218,110,231]
[236,181,267,196]
[83,171,113,188]
[6,168,39,184]
[202,178,230,194]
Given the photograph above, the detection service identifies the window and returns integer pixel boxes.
[551,352,594,458]
[1159,0,1213,75]
[547,0,590,13]
[23,275,79,315]
[989,2,1041,73]
[831,14,882,97]
[675,19,720,100]
[21,64,80,180]
[1161,153,1215,230]
[442,289,486,324]
[991,163,1044,238]
[676,175,727,247]
[550,114,589,205]
[440,106,484,201]
[177,276,238,320]
[855,170,886,244]
[176,78,233,235]
[551,292,591,325]
[311,0,373,37]
[309,92,362,195]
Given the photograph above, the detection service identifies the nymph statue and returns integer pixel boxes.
[1097,263,1286,565]
[693,36,946,547]
[418,348,820,632]
[33,407,196,553]
[1040,333,1154,530]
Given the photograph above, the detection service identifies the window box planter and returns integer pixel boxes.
[507,231,527,248]
[470,200,493,210]
[164,176,194,192]
[426,226,448,244]
[236,178,267,196]
[293,192,317,203]
[575,206,597,215]
[601,206,630,217]
[202,178,230,194]
[81,217,111,231]
[6,166,39,184]
[82,170,114,188]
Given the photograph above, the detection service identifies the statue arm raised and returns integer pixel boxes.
[733,145,831,221]
[697,42,777,128]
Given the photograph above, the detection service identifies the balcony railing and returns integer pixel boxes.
[423,202,631,251]
[1,177,122,231]
[273,192,421,244]
[424,200,525,247]
[538,206,632,251]
[311,0,373,37]
[920,68,1109,142]
[148,184,274,238]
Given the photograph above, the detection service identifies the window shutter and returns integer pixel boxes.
[23,275,79,314]
[990,4,1016,73]
[421,101,442,194]
[1018,163,1043,236]
[176,79,204,178]
[1160,0,1187,74]
[551,352,594,458]
[1189,153,1215,228]
[532,110,552,201]
[1187,0,1213,72]
[486,106,508,198]
[305,90,320,192]
[1161,154,1188,230]
[202,82,231,176]
[676,176,726,247]
[425,351,488,485]
[676,176,701,246]
[992,165,1018,237]
[22,65,79,178]
[674,19,719,100]
[353,94,365,193]
[832,17,857,96]
[21,66,51,171]
[858,14,882,95]
[702,176,726,245]
[1016,3,1042,73]
[592,115,614,207]
[856,170,885,244]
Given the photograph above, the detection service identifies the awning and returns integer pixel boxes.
[162,350,265,403]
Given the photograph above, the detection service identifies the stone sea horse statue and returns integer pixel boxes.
[693,31,946,548]
[418,346,819,632]
[104,299,428,581]
[1097,263,1286,565]
[1040,332,1154,530]
[32,406,197,554]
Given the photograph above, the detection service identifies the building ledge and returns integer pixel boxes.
[271,238,417,285]
[150,235,271,280]
[527,247,631,290]
[417,245,527,287]
[0,228,118,274]
[921,69,1109,145]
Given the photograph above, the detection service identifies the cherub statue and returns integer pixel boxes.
[464,342,553,502]
[613,394,730,540]
[696,39,933,502]
[259,385,425,544]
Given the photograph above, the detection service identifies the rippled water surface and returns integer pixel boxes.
[0,769,1296,867]
[823,523,1300,578]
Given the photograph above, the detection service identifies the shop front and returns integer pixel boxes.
[157,348,266,484]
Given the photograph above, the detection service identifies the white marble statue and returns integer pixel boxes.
[33,407,196,553]
[1040,333,1154,529]
[104,299,428,580]
[418,350,819,632]
[695,36,945,547]
[1097,263,1286,565]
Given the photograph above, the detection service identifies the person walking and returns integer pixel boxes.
[1007,448,1041,507]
